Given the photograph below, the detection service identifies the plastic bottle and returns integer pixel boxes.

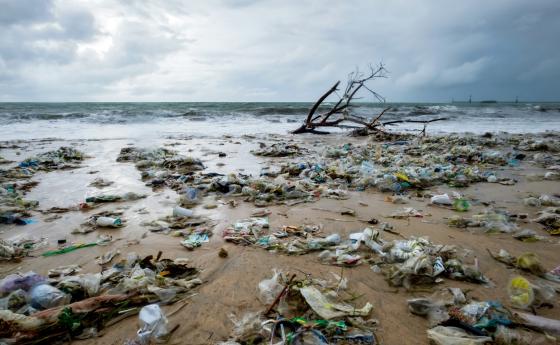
[96,217,122,227]
[172,206,193,217]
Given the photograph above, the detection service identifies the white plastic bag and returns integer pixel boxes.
[137,304,168,344]
[257,269,283,305]
[30,284,70,309]
[431,194,452,205]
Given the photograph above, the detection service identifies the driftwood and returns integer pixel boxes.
[292,64,447,136]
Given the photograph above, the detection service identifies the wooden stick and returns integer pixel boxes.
[265,274,296,315]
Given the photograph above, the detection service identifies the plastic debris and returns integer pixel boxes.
[136,304,169,345]
[431,194,452,205]
[300,286,373,319]
[427,326,492,345]
[508,276,534,309]
[257,269,284,305]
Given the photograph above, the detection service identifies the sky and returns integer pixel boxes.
[0,0,559,102]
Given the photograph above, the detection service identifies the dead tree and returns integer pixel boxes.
[292,64,388,134]
[292,63,447,136]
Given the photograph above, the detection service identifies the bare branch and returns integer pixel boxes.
[292,63,445,136]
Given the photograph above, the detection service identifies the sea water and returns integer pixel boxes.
[0,102,559,140]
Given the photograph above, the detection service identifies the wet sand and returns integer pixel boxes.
[1,133,559,345]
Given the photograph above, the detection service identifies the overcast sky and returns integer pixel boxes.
[0,0,559,102]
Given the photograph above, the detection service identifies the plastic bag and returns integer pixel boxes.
[431,194,452,205]
[230,312,262,341]
[453,199,470,212]
[0,289,28,312]
[508,276,534,309]
[407,298,449,327]
[180,187,199,206]
[137,304,169,345]
[0,272,46,293]
[516,253,546,275]
[427,326,492,345]
[30,284,71,309]
[257,269,283,305]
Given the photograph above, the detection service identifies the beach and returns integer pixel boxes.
[1,106,560,345]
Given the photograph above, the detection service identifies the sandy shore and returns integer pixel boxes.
[1,132,560,344]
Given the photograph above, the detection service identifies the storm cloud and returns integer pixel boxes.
[0,0,558,101]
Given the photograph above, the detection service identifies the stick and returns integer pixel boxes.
[265,274,296,315]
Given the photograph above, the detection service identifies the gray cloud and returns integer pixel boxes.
[0,0,558,101]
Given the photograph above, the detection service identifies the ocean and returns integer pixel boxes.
[1,102,559,140]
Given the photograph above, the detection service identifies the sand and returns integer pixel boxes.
[1,133,559,345]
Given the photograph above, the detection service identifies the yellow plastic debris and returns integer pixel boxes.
[508,276,534,309]
[395,173,410,182]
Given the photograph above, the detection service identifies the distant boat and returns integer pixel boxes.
[480,100,497,104]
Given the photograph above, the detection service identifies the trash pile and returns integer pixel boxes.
[408,285,560,344]
[0,237,47,261]
[447,209,524,234]
[72,210,126,234]
[89,177,113,188]
[219,271,378,344]
[0,252,202,343]
[110,133,560,213]
[223,218,490,289]
[116,146,204,183]
[83,191,146,206]
[533,207,560,235]
[523,194,560,208]
[488,249,560,283]
[377,237,489,289]
[251,143,304,157]
[271,137,523,196]
[0,147,85,226]
[0,146,85,182]
[1,183,38,225]
[141,208,215,250]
